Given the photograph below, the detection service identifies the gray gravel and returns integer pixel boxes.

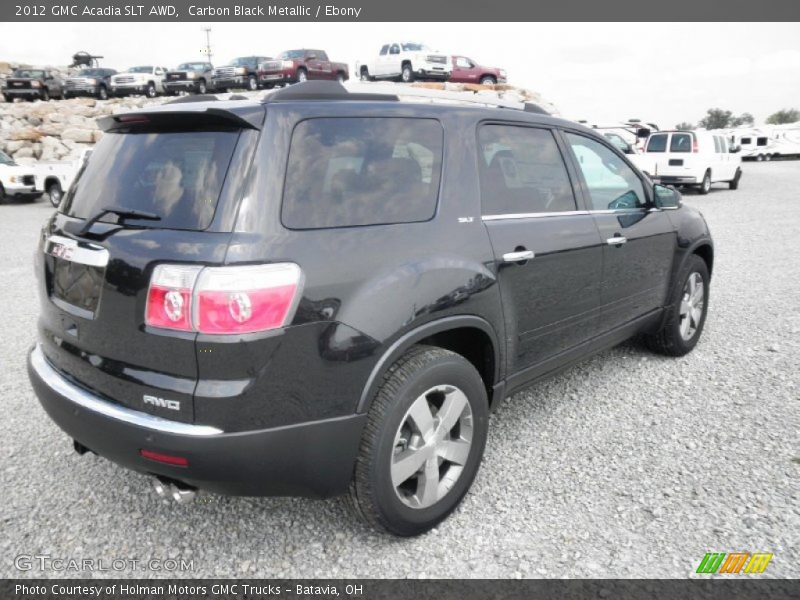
[1,162,798,579]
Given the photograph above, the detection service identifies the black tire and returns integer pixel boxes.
[479,75,496,85]
[643,254,710,357]
[63,92,72,100]
[698,170,711,195]
[401,63,414,83]
[764,154,772,162]
[756,154,764,162]
[98,86,108,100]
[359,68,371,82]
[145,82,157,98]
[336,72,346,83]
[347,345,489,536]
[296,69,308,83]
[41,89,50,102]
[247,75,258,91]
[729,168,741,190]
[197,79,207,95]
[47,182,63,207]
[3,94,10,103]
[0,183,6,204]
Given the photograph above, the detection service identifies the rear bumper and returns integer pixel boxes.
[657,175,699,184]
[28,344,366,498]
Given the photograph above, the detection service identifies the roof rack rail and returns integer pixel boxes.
[263,80,398,103]
[166,94,219,104]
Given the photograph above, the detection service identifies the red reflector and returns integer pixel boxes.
[139,449,189,467]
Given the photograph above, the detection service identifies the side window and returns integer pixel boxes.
[282,118,443,229]
[670,133,692,153]
[713,136,721,153]
[720,137,728,153]
[646,134,667,152]
[379,45,389,56]
[477,125,577,216]
[390,44,400,55]
[757,137,768,147]
[456,57,471,68]
[741,137,752,145]
[565,133,646,211]
[317,51,329,61]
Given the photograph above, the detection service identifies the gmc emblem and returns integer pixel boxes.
[143,394,180,411]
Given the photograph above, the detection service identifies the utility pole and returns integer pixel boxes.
[202,27,213,63]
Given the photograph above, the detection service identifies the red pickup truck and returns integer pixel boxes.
[449,56,507,85]
[258,49,349,87]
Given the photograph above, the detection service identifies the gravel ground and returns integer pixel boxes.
[0,162,798,579]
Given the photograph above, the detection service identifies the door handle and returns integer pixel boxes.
[502,250,535,262]
[606,236,627,245]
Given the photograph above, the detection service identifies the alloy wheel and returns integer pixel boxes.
[679,272,704,341]
[391,384,473,509]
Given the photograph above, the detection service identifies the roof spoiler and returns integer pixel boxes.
[97,107,262,132]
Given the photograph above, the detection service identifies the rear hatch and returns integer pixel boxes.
[644,131,697,177]
[35,105,263,424]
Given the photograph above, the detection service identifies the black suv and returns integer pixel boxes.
[28,82,713,536]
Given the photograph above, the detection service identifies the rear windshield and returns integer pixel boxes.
[670,133,693,153]
[282,117,443,229]
[63,129,240,230]
[646,134,667,152]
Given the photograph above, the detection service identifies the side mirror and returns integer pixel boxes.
[654,184,682,209]
[730,145,741,154]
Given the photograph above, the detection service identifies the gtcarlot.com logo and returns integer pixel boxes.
[14,554,195,572]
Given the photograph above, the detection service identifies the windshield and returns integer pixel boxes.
[229,57,255,67]
[0,151,15,165]
[63,129,241,231]
[128,66,153,73]
[12,69,44,78]
[278,50,305,60]
[401,43,431,52]
[177,63,207,70]
[78,69,104,77]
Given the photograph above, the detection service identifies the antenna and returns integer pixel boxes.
[201,27,213,63]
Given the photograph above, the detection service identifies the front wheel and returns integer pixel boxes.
[47,182,63,207]
[644,254,709,356]
[480,76,496,85]
[41,89,50,102]
[347,345,489,536]
[247,75,258,91]
[359,68,371,82]
[98,86,108,100]
[145,83,157,98]
[401,63,414,83]
[197,79,207,94]
[729,168,741,190]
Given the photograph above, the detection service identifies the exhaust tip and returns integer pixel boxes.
[171,487,197,504]
[152,477,197,504]
[153,479,169,498]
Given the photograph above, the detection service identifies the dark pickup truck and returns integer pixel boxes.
[212,56,271,92]
[258,49,349,87]
[3,68,64,102]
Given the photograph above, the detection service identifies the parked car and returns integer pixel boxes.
[110,66,169,98]
[33,148,93,207]
[258,49,349,87]
[2,68,64,102]
[212,56,271,92]
[0,150,41,202]
[449,56,507,85]
[164,62,215,95]
[356,42,451,82]
[63,68,117,100]
[638,130,742,193]
[28,81,714,536]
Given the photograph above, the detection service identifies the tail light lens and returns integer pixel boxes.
[145,263,303,335]
[692,137,699,153]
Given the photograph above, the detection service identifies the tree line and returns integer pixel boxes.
[675,108,800,131]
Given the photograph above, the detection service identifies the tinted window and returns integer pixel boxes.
[478,125,577,215]
[455,57,472,68]
[282,118,443,229]
[741,137,752,145]
[713,136,721,153]
[379,45,389,56]
[720,137,728,153]
[63,130,240,230]
[670,133,692,153]
[566,133,646,211]
[646,134,667,152]
[757,137,768,146]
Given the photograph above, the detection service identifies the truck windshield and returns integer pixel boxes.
[278,50,305,59]
[78,69,104,77]
[12,69,44,78]
[401,43,430,52]
[128,66,153,73]
[0,151,15,165]
[63,129,240,231]
[229,57,254,66]
[177,63,207,70]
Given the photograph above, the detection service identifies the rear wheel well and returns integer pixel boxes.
[417,327,496,404]
[44,177,61,190]
[693,244,714,277]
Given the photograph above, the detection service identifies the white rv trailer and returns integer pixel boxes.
[725,124,800,161]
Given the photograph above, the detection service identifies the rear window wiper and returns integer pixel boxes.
[79,206,161,236]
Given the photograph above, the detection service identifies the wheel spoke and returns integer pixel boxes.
[407,395,436,441]
[437,439,470,466]
[391,448,427,487]
[417,458,440,506]
[691,306,703,326]
[680,298,691,316]
[680,314,691,338]
[437,387,468,433]
[691,282,704,304]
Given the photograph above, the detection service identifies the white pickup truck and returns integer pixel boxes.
[356,42,451,83]
[110,65,169,98]
[0,151,42,204]
[33,148,93,207]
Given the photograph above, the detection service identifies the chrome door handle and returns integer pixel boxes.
[606,236,627,245]
[502,250,535,262]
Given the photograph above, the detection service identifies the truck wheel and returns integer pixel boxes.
[0,184,6,204]
[756,154,764,162]
[764,154,772,162]
[47,182,63,207]
[197,79,207,94]
[336,72,346,83]
[729,168,741,190]
[2,94,10,103]
[297,69,308,83]
[41,89,50,102]
[644,255,709,357]
[145,83,157,98]
[401,63,414,83]
[346,345,489,536]
[247,75,258,90]
[480,75,496,85]
[698,170,711,195]
[98,86,108,100]
[359,68,372,82]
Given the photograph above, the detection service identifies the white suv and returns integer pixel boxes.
[637,130,742,194]
[356,42,451,83]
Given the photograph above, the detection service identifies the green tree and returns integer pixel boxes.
[675,122,695,131]
[731,112,754,127]
[766,108,800,125]
[699,108,733,130]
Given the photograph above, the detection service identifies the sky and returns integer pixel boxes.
[0,22,798,127]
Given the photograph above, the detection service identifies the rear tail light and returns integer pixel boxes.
[140,449,189,467]
[145,263,303,335]
[692,137,699,153]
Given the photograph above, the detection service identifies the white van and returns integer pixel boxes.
[641,130,742,194]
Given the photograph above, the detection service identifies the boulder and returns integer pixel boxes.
[60,128,94,143]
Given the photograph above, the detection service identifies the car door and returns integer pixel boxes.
[453,56,477,82]
[478,123,605,377]
[562,131,676,333]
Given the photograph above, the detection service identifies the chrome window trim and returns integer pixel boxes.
[482,208,648,221]
[30,345,223,436]
[45,235,109,268]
